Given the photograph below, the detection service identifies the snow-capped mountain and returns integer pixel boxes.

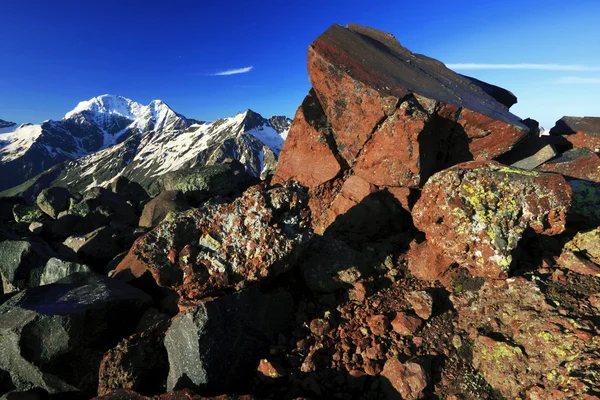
[1,100,290,199]
[0,95,194,192]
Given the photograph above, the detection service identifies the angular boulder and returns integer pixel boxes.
[114,184,310,306]
[0,240,55,293]
[0,273,151,395]
[61,226,120,266]
[164,287,293,392]
[550,116,600,152]
[39,257,92,286]
[138,191,189,228]
[12,203,43,224]
[36,187,72,219]
[150,161,252,203]
[274,24,527,233]
[412,161,571,278]
[536,148,600,182]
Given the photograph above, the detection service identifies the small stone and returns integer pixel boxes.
[381,358,429,400]
[309,318,330,336]
[391,312,423,336]
[406,291,434,320]
[256,358,286,380]
[366,315,389,336]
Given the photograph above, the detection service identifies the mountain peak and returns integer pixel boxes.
[64,94,143,120]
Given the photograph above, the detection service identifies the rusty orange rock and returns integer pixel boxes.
[412,161,572,278]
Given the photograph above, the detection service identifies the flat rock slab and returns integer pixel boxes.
[536,148,600,182]
[412,161,571,278]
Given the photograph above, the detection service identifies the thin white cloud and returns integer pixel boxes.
[447,63,600,71]
[555,76,600,84]
[209,66,253,76]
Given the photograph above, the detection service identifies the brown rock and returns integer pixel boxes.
[412,161,572,278]
[406,240,452,281]
[138,190,189,228]
[272,90,342,189]
[256,358,286,380]
[366,314,389,336]
[556,250,600,276]
[390,312,423,336]
[114,184,310,306]
[98,321,169,396]
[381,358,429,400]
[536,148,600,182]
[406,291,433,320]
[550,116,600,152]
[309,318,331,336]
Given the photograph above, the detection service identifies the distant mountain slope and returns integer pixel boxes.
[1,108,290,199]
[0,95,193,192]
[0,119,16,130]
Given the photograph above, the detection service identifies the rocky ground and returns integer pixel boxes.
[1,23,600,400]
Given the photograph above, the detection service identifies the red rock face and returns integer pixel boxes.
[536,148,600,182]
[550,116,600,152]
[274,23,527,233]
[412,161,572,278]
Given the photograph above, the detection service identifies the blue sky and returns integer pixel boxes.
[1,0,599,129]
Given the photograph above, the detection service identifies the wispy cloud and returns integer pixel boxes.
[555,76,600,84]
[209,66,253,76]
[447,63,600,71]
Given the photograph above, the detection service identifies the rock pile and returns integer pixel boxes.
[1,24,599,400]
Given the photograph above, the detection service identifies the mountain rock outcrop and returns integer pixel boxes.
[274,23,528,233]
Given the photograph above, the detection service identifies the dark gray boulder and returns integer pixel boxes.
[0,240,55,293]
[39,258,93,286]
[0,273,151,396]
[60,227,120,267]
[164,287,293,392]
[150,161,252,203]
[36,187,72,219]
[12,204,43,224]
[138,191,189,228]
[109,176,149,204]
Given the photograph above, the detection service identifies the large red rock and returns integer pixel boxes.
[113,184,311,308]
[412,161,572,278]
[274,24,527,233]
[536,148,600,182]
[550,116,600,152]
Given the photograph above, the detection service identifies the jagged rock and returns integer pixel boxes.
[380,358,430,400]
[36,187,72,219]
[495,128,557,170]
[452,277,600,398]
[61,226,120,266]
[12,204,43,224]
[98,320,169,396]
[550,116,600,152]
[0,240,55,293]
[138,191,189,228]
[412,161,571,278]
[274,24,527,233]
[406,240,451,281]
[114,184,310,307]
[0,273,151,396]
[406,291,433,320]
[164,287,293,392]
[390,312,422,336]
[536,148,600,182]
[76,187,137,226]
[150,161,252,203]
[110,176,149,203]
[272,90,343,189]
[301,237,370,292]
[39,257,92,286]
[28,221,44,235]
